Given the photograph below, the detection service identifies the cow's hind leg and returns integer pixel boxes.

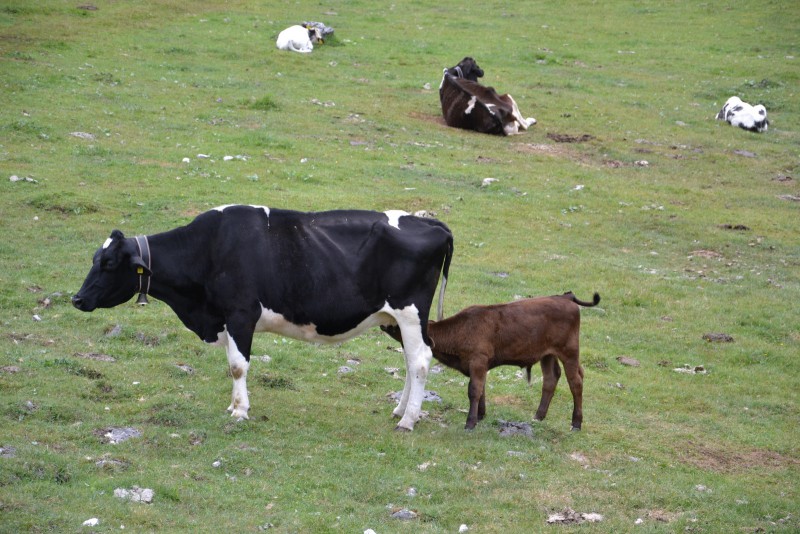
[391,309,433,431]
[223,313,258,420]
[534,354,560,422]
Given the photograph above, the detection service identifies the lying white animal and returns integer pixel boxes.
[716,96,768,133]
[276,25,323,53]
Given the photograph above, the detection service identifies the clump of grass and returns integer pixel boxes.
[248,95,279,111]
[28,193,99,215]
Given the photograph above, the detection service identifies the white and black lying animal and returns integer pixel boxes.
[716,96,768,133]
[276,24,324,53]
[439,57,536,136]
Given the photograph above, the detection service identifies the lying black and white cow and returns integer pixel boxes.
[439,57,536,136]
[72,205,454,431]
[715,96,768,133]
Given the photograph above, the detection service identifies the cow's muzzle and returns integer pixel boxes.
[71,294,94,312]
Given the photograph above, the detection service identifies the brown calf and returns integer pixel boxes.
[382,292,600,430]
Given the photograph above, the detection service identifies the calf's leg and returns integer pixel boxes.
[466,362,489,429]
[534,354,560,421]
[561,355,584,431]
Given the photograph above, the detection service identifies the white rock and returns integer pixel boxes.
[459,524,469,533]
[82,518,99,527]
[223,155,234,161]
[481,177,499,187]
[197,153,210,159]
[581,512,603,522]
[364,530,377,534]
[182,157,191,163]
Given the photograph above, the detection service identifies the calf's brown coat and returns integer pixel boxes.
[382,292,600,430]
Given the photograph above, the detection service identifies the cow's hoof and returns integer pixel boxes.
[394,425,412,433]
[230,409,249,420]
[570,425,581,432]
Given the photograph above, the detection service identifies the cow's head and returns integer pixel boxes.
[72,230,151,312]
[447,57,484,82]
[305,24,324,44]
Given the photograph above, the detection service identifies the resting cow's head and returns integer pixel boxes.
[447,57,484,82]
[305,25,324,44]
[72,230,151,312]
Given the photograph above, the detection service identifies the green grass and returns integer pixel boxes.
[1,1,798,532]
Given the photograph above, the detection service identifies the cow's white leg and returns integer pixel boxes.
[504,94,536,132]
[393,318,432,431]
[223,329,251,420]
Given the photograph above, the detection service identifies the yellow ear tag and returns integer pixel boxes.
[137,267,144,274]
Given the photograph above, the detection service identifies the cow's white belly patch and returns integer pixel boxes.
[256,304,395,343]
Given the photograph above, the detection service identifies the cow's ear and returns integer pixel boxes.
[131,256,151,277]
[110,229,125,241]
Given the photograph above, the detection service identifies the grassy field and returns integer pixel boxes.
[1,1,799,532]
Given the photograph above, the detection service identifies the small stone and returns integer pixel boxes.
[391,508,418,520]
[498,420,533,437]
[459,524,469,533]
[82,518,99,527]
[481,177,499,187]
[102,427,141,444]
[212,460,222,468]
[617,356,640,367]
[182,157,191,163]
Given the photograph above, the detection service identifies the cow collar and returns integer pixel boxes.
[134,235,151,306]
[454,65,464,78]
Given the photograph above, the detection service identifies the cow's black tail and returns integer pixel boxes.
[436,235,454,321]
[562,291,601,307]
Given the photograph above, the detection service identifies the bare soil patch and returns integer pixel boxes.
[679,440,799,473]
[409,111,447,126]
[546,132,594,143]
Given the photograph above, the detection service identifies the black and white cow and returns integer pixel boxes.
[72,205,454,431]
[715,96,769,133]
[439,57,536,136]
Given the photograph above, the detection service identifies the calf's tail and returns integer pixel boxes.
[563,291,601,307]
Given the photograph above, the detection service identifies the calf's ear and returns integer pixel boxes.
[131,256,151,276]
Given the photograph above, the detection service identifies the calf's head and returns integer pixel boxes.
[72,230,151,312]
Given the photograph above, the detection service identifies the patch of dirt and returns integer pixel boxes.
[492,395,525,407]
[75,352,116,362]
[679,440,799,473]
[719,224,750,231]
[409,111,447,126]
[547,132,594,143]
[702,333,734,343]
[689,249,723,260]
